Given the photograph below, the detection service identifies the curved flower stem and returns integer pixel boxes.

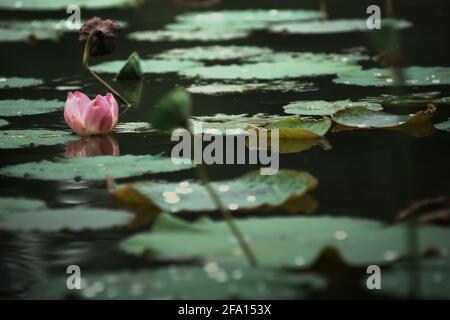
[82,32,131,109]
[192,157,258,268]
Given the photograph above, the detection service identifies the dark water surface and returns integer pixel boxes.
[0,0,449,298]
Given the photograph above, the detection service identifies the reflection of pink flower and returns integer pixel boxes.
[64,91,118,136]
[65,135,120,158]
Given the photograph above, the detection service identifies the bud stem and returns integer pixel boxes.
[82,31,131,110]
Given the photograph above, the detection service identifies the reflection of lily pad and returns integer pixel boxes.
[284,100,382,116]
[121,214,450,268]
[92,59,203,74]
[187,81,316,95]
[375,258,450,299]
[0,197,46,215]
[113,170,318,214]
[129,29,250,42]
[0,130,77,149]
[180,52,364,80]
[0,119,8,127]
[33,265,326,299]
[0,207,133,232]
[0,0,139,10]
[0,99,62,117]
[269,19,411,34]
[435,118,450,132]
[334,67,450,86]
[0,155,194,181]
[333,105,435,129]
[0,76,42,89]
[155,46,273,61]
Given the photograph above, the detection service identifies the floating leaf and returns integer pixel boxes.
[33,265,326,299]
[0,76,42,89]
[0,99,62,117]
[0,119,8,127]
[0,130,77,149]
[0,155,194,181]
[113,170,318,214]
[435,118,450,132]
[114,122,153,133]
[0,207,133,232]
[0,0,140,10]
[373,258,450,299]
[120,214,450,268]
[283,100,382,116]
[269,19,411,34]
[334,67,450,86]
[92,59,203,74]
[180,52,364,80]
[332,105,435,129]
[116,51,143,80]
[187,81,316,95]
[155,46,273,61]
[363,92,450,107]
[264,117,331,139]
[129,29,250,42]
[0,197,46,215]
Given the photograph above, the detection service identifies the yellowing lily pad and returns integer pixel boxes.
[264,117,332,139]
[0,99,62,116]
[0,207,133,232]
[113,170,318,214]
[269,19,411,34]
[180,52,365,80]
[92,59,203,74]
[0,76,42,89]
[0,130,77,149]
[334,67,450,86]
[283,99,382,116]
[0,155,194,181]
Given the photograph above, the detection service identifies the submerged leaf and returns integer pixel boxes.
[116,51,143,80]
[0,207,133,232]
[334,67,450,86]
[269,19,411,34]
[0,130,77,149]
[120,214,450,268]
[0,99,62,116]
[0,155,194,181]
[283,99,382,116]
[113,170,318,214]
[33,265,326,299]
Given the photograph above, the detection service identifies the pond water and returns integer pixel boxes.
[0,0,449,299]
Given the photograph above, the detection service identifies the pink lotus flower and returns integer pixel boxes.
[64,91,118,136]
[65,135,120,158]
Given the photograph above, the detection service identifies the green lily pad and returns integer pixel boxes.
[180,52,364,80]
[435,118,450,132]
[0,99,62,117]
[187,81,316,95]
[92,59,203,74]
[333,105,435,129]
[375,258,450,299]
[269,19,411,34]
[129,28,250,42]
[0,155,194,181]
[0,0,139,10]
[155,46,273,61]
[0,130,77,149]
[172,9,326,31]
[0,207,133,232]
[363,92,450,106]
[33,265,326,299]
[0,76,42,89]
[114,122,153,133]
[334,67,450,86]
[0,119,8,127]
[120,214,450,268]
[116,51,143,80]
[0,197,46,215]
[283,100,382,116]
[113,170,318,214]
